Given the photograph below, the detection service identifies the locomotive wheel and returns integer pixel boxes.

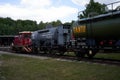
[75,51,85,60]
[86,50,97,58]
[44,50,50,54]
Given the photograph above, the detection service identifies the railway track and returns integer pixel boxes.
[0,47,120,66]
[82,57,120,66]
[35,53,120,66]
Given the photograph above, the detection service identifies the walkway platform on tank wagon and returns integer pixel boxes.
[79,10,120,23]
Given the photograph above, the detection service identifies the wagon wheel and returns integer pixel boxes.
[44,49,51,54]
[75,51,85,60]
[50,50,57,55]
[47,49,51,54]
[43,51,47,54]
[10,43,15,52]
[86,50,97,58]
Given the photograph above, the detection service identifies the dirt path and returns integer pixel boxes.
[0,51,76,63]
[0,51,50,60]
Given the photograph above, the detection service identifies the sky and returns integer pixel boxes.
[0,0,119,23]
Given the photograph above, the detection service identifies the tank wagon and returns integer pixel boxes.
[72,2,120,58]
[31,25,71,55]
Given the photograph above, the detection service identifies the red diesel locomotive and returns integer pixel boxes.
[11,31,32,52]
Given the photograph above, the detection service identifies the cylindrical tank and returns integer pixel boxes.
[72,11,120,39]
[31,27,57,47]
[38,28,57,41]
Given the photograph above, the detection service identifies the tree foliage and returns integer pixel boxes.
[0,17,64,35]
[79,0,106,18]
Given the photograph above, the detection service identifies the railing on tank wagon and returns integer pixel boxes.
[78,1,120,20]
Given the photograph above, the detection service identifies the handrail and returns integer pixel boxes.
[106,1,120,11]
[78,1,120,19]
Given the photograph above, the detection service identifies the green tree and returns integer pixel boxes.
[51,20,62,27]
[0,17,64,35]
[38,21,46,29]
[79,0,106,18]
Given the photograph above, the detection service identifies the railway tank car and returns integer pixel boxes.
[73,11,120,39]
[31,25,71,55]
[72,6,120,58]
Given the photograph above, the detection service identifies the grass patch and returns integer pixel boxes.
[0,54,120,80]
[65,52,120,60]
[94,53,120,60]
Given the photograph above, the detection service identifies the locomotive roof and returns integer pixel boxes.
[79,10,120,23]
[19,31,32,34]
